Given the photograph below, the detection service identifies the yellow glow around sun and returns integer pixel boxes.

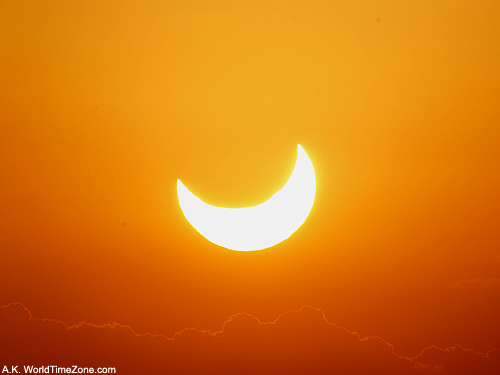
[177,145,316,251]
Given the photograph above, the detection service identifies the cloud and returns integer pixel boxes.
[412,345,500,375]
[1,303,499,375]
[453,277,500,290]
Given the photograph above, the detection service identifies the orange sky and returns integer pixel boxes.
[1,0,500,373]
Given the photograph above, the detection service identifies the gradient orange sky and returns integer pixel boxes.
[1,0,500,373]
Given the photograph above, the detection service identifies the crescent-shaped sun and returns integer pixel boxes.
[177,144,316,251]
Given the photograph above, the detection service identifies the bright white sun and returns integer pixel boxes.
[177,144,316,251]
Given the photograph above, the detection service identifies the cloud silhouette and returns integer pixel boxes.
[412,345,500,374]
[1,303,499,375]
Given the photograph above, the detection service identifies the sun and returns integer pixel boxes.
[177,144,316,251]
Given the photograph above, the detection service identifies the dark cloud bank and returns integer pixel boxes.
[1,303,498,374]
